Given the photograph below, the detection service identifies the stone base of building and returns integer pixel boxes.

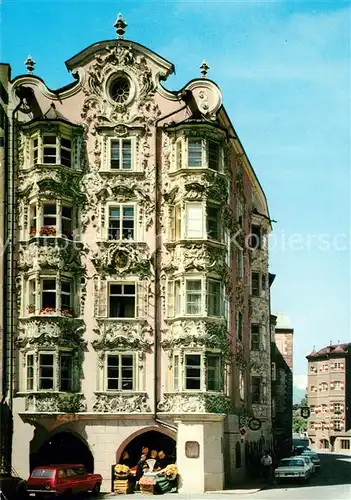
[12,398,272,493]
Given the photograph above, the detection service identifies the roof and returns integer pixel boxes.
[274,312,293,330]
[21,103,81,129]
[306,343,351,359]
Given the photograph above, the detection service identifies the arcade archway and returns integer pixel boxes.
[320,438,329,450]
[30,431,94,473]
[118,430,176,468]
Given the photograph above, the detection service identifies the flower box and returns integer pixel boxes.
[39,226,56,236]
[29,227,36,237]
[40,307,56,315]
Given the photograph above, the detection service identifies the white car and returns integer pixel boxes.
[274,457,311,483]
[299,455,315,474]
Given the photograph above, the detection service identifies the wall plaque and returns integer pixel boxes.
[185,441,200,458]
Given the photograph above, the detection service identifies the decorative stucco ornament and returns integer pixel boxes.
[25,393,87,413]
[93,393,151,413]
[114,13,127,39]
[157,393,230,414]
[91,242,152,278]
[200,60,209,78]
[25,55,35,74]
[16,318,86,349]
[92,320,153,351]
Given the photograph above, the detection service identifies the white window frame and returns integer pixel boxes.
[251,376,262,404]
[206,203,222,242]
[107,136,136,172]
[251,324,260,351]
[207,279,222,317]
[26,353,35,391]
[28,200,74,239]
[108,282,136,319]
[185,202,204,239]
[25,350,74,392]
[172,351,223,393]
[106,202,137,241]
[182,137,223,171]
[185,278,203,316]
[105,352,136,392]
[25,276,74,317]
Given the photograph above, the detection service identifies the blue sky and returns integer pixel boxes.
[1,0,350,381]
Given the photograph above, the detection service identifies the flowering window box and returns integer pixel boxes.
[39,226,56,236]
[29,227,36,237]
[61,308,74,317]
[27,305,36,314]
[40,307,57,315]
[62,231,74,240]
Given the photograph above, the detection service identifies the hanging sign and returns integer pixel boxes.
[300,407,310,419]
[248,418,262,431]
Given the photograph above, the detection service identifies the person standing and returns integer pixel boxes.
[261,450,273,483]
[135,454,148,490]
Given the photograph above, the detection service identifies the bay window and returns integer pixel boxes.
[249,224,266,250]
[106,353,134,391]
[25,351,74,392]
[251,272,267,297]
[108,283,136,318]
[185,203,203,239]
[32,133,72,167]
[110,138,133,170]
[168,277,224,318]
[26,277,74,316]
[251,376,262,404]
[207,205,221,241]
[28,201,74,239]
[170,202,223,241]
[172,352,223,392]
[108,205,135,240]
[185,280,202,315]
[251,324,260,351]
[182,137,223,171]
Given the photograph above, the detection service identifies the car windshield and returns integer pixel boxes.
[280,459,304,467]
[31,468,54,478]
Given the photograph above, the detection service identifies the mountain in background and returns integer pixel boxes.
[293,385,306,405]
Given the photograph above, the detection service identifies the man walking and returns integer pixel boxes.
[261,450,273,483]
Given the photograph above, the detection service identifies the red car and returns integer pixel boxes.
[26,464,102,497]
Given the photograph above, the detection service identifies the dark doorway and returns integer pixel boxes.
[235,441,241,468]
[30,432,94,473]
[120,431,176,468]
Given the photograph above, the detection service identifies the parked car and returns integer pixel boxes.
[274,457,311,483]
[26,464,102,497]
[300,450,321,468]
[299,455,315,474]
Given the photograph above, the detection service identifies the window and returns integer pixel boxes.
[39,278,73,315]
[237,200,243,228]
[43,135,57,164]
[332,362,344,370]
[321,404,328,413]
[251,376,262,404]
[28,279,36,313]
[188,138,202,168]
[310,405,315,414]
[251,273,260,296]
[185,203,203,238]
[106,354,134,391]
[332,381,344,391]
[251,324,260,351]
[310,385,317,392]
[319,382,328,392]
[42,203,57,234]
[334,421,342,431]
[185,354,201,390]
[236,249,244,279]
[176,140,182,170]
[39,353,54,390]
[310,365,317,373]
[207,205,221,241]
[236,312,243,341]
[207,280,221,317]
[172,204,182,241]
[173,354,180,391]
[26,354,34,390]
[208,140,220,171]
[239,371,245,400]
[206,354,222,391]
[108,205,135,240]
[249,225,263,249]
[60,137,72,168]
[110,138,132,170]
[60,353,73,391]
[310,422,315,430]
[271,362,276,381]
[61,206,73,238]
[33,137,39,165]
[185,280,202,315]
[110,76,131,104]
[333,403,342,413]
[341,440,350,450]
[109,283,135,318]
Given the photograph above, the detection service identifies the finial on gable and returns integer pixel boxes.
[25,55,35,74]
[114,13,127,39]
[200,60,209,78]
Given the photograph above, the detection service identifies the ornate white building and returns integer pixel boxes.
[0,16,273,493]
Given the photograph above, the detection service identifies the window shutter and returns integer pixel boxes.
[137,281,148,319]
[186,203,203,238]
[167,281,174,317]
[98,280,108,317]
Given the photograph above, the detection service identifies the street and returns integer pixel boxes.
[77,452,351,500]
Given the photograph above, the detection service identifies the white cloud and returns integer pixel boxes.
[294,374,307,391]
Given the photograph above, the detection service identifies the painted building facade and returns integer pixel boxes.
[0,17,274,492]
[270,312,293,458]
[307,343,351,454]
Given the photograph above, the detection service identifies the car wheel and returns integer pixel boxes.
[91,483,101,496]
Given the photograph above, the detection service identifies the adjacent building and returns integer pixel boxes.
[0,16,275,492]
[271,312,294,458]
[307,343,351,453]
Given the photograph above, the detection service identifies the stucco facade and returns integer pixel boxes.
[1,17,274,492]
[306,343,351,453]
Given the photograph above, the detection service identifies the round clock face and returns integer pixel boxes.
[249,418,262,431]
